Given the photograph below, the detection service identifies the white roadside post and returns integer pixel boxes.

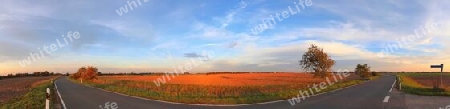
[81,71,84,83]
[399,77,402,91]
[46,88,50,109]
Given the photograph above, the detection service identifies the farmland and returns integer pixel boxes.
[75,73,364,104]
[101,73,326,86]
[0,76,55,103]
[398,73,450,96]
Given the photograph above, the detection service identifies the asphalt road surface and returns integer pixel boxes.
[55,75,397,109]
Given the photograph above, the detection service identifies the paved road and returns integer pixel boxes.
[56,75,396,109]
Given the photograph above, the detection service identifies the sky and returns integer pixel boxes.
[1,0,449,74]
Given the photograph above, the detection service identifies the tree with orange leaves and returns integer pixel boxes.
[71,66,98,83]
[299,44,335,78]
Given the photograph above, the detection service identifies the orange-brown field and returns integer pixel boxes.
[81,73,362,104]
[97,73,334,86]
[410,75,450,88]
[0,76,55,103]
[406,74,450,91]
[399,73,450,96]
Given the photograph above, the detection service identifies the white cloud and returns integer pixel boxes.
[205,40,380,71]
[90,19,155,40]
[0,0,54,20]
[215,0,247,28]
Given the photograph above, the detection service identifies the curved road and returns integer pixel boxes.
[55,75,397,109]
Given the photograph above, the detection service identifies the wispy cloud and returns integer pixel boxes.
[183,53,205,58]
[216,0,247,28]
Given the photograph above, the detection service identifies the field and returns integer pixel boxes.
[76,73,364,104]
[101,73,332,86]
[398,73,450,96]
[0,76,57,109]
[0,76,55,103]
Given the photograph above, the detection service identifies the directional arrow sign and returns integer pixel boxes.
[431,65,443,68]
[430,64,443,72]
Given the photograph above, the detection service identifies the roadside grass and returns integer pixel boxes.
[0,79,54,109]
[371,75,381,80]
[398,73,450,96]
[400,72,450,77]
[70,76,366,104]
[314,80,365,94]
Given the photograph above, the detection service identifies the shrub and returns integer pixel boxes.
[355,64,371,80]
[71,72,81,79]
[372,72,378,76]
[70,66,98,81]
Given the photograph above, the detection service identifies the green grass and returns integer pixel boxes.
[0,80,54,109]
[398,73,450,96]
[70,77,365,104]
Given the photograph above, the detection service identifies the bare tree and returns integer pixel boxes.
[299,44,335,78]
[355,64,371,80]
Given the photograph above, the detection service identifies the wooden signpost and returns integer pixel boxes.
[430,64,444,87]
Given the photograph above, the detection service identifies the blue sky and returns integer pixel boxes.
[1,0,449,74]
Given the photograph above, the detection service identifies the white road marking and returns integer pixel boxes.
[389,80,396,92]
[55,80,67,109]
[384,78,397,103]
[383,96,390,102]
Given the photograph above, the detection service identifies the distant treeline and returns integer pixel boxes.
[98,72,286,76]
[97,72,282,76]
[3,71,445,80]
[382,72,450,73]
[98,72,178,76]
[0,71,66,80]
[204,72,280,75]
[99,72,447,76]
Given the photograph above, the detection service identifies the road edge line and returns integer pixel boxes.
[55,80,67,109]
[383,96,390,102]
[389,80,396,92]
